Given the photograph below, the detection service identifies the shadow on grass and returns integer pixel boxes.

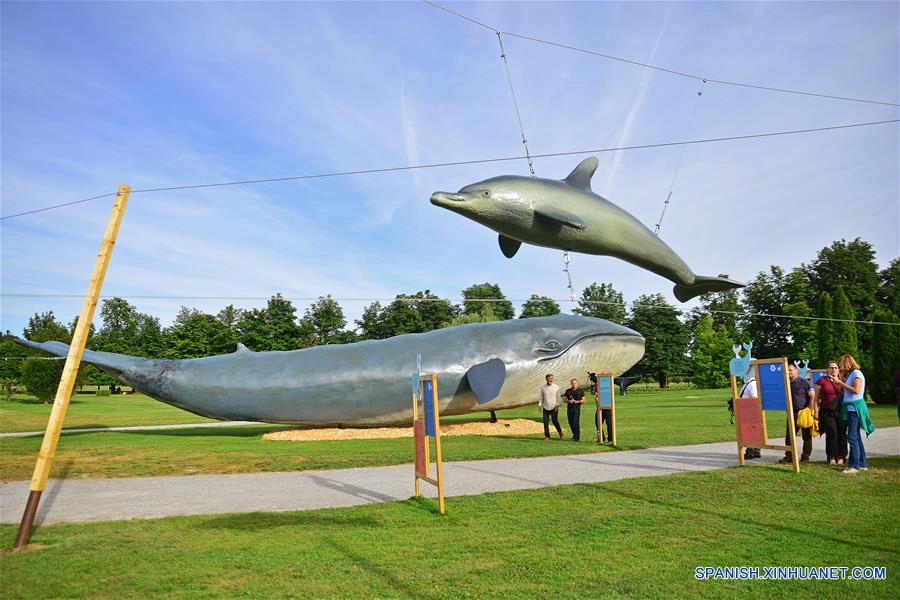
[595,462,900,556]
[64,425,290,439]
[197,511,381,530]
[325,537,425,598]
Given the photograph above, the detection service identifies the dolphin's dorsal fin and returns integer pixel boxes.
[563,157,598,190]
[465,358,506,405]
[498,234,522,258]
[534,206,587,230]
[235,343,252,353]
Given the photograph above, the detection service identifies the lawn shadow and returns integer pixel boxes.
[197,510,381,531]
[324,537,427,599]
[599,478,898,556]
[107,425,290,439]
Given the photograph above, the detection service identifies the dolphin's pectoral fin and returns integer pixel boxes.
[562,157,599,190]
[534,206,587,230]
[673,275,745,303]
[498,234,522,258]
[465,358,506,405]
[235,343,252,353]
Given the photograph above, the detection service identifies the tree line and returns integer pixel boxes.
[2,238,897,403]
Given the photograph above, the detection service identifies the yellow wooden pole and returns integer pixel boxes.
[14,184,130,550]
[431,374,445,514]
[412,392,420,497]
[609,374,617,447]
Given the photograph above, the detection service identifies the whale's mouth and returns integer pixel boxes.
[430,191,469,207]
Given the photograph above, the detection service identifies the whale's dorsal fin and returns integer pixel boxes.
[235,343,252,353]
[535,206,587,230]
[563,157,598,190]
[498,234,522,258]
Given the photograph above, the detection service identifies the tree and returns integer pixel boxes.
[93,297,140,354]
[691,316,733,388]
[442,304,500,328]
[24,311,70,343]
[573,283,627,323]
[876,258,900,316]
[164,308,234,358]
[355,291,459,340]
[519,295,561,318]
[405,290,458,331]
[304,296,348,345]
[237,294,312,351]
[0,378,17,401]
[804,238,879,322]
[625,294,689,388]
[815,293,836,366]
[695,278,745,339]
[741,266,813,360]
[19,357,64,403]
[0,332,29,380]
[461,283,514,320]
[831,285,859,359]
[870,308,900,404]
[356,302,390,340]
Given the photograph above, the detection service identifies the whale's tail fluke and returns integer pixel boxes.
[673,275,745,303]
[13,337,142,379]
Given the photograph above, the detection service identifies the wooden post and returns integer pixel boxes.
[14,185,130,550]
[431,374,445,514]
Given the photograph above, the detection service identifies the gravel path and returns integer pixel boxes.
[2,427,897,524]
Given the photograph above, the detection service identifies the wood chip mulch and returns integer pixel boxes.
[262,418,545,441]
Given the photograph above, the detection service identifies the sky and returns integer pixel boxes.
[1,1,898,336]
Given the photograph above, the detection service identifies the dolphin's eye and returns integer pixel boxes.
[482,190,490,197]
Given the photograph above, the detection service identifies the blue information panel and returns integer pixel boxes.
[758,362,788,411]
[808,370,828,388]
[598,376,613,408]
[423,379,436,437]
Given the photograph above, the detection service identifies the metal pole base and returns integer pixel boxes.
[13,490,42,550]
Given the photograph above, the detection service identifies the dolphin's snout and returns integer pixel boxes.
[430,191,468,207]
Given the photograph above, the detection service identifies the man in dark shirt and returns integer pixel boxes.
[780,363,815,463]
[564,378,585,442]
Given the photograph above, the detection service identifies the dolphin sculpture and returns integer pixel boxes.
[431,157,744,302]
[15,314,644,427]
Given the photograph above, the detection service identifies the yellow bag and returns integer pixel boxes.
[796,407,820,437]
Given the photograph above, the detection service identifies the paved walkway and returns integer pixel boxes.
[2,428,897,524]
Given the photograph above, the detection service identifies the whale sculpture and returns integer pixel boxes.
[431,157,744,302]
[16,314,644,427]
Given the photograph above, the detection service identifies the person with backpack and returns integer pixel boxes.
[779,362,816,464]
[814,361,847,465]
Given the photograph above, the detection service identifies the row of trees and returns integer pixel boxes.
[2,238,897,403]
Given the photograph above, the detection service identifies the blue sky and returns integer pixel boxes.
[2,1,898,336]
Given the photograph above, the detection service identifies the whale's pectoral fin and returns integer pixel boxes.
[673,275,745,303]
[465,358,506,405]
[563,157,599,190]
[498,234,522,258]
[534,206,587,230]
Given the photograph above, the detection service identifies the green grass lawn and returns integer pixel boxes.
[2,458,897,599]
[0,392,216,433]
[2,389,897,480]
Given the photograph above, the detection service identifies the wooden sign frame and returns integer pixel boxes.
[412,373,445,513]
[595,372,617,446]
[730,357,799,473]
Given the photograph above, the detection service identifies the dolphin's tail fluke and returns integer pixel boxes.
[13,337,142,379]
[673,276,745,303]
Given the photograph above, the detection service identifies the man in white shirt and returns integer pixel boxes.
[539,373,563,440]
[739,367,760,460]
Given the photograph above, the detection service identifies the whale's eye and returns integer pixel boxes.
[544,339,561,351]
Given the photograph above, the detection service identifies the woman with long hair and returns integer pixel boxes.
[831,354,875,474]
[814,361,847,465]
